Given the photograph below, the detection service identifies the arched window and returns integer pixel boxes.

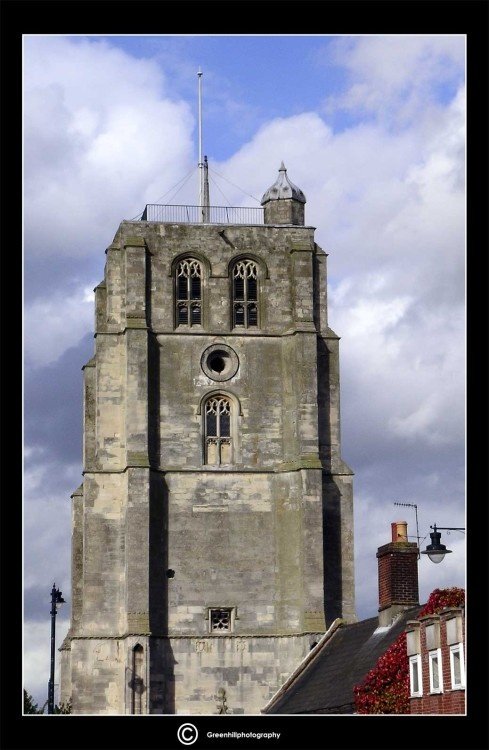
[131,644,144,715]
[205,396,232,465]
[232,260,258,328]
[176,259,202,326]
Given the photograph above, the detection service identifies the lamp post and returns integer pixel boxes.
[421,524,465,564]
[48,583,65,714]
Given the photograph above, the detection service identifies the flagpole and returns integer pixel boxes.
[198,68,204,221]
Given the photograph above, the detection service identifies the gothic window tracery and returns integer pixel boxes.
[232,260,258,328]
[205,396,232,465]
[176,259,202,326]
[209,608,232,632]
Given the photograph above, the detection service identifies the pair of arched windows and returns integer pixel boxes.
[175,258,259,329]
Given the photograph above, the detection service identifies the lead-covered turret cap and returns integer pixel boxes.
[260,162,306,205]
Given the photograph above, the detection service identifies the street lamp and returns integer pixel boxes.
[421,524,465,564]
[48,583,65,714]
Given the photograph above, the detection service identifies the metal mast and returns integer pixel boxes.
[198,68,210,222]
[203,155,210,222]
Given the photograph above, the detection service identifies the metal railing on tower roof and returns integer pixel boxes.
[139,204,264,225]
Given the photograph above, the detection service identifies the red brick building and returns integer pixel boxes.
[407,606,465,714]
[263,521,466,716]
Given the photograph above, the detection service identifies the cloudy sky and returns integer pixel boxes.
[23,34,465,707]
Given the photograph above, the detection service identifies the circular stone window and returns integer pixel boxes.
[201,344,239,382]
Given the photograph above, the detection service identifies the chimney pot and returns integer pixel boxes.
[391,521,408,543]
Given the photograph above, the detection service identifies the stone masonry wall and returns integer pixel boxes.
[153,634,320,715]
[61,217,355,714]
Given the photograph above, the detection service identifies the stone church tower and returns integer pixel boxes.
[60,164,355,714]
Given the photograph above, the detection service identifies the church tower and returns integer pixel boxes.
[60,163,355,714]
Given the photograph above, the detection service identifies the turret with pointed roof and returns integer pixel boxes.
[261,162,306,225]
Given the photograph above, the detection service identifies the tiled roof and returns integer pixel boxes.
[264,607,422,714]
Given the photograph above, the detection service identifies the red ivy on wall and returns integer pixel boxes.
[353,587,465,714]
[416,587,465,617]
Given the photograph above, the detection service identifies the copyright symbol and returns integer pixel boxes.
[177,723,198,745]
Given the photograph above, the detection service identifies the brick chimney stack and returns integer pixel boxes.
[377,521,419,627]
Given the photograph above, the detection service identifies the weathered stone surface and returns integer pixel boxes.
[60,199,355,714]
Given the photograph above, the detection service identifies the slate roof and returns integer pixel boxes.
[261,163,306,205]
[264,606,422,714]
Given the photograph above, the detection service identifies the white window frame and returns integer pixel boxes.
[449,643,465,689]
[409,654,423,697]
[428,648,443,693]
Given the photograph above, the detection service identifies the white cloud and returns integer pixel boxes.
[324,35,465,126]
[24,285,95,368]
[24,458,78,587]
[334,292,464,449]
[23,444,46,463]
[24,36,195,259]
